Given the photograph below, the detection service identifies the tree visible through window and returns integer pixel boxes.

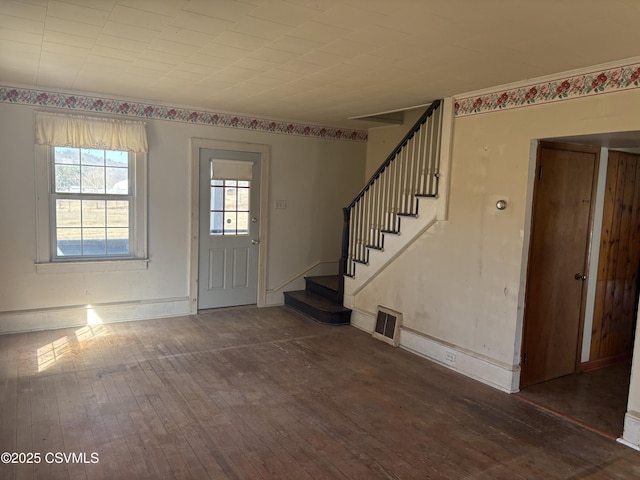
[53,147,132,257]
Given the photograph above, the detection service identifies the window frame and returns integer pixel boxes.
[34,144,148,273]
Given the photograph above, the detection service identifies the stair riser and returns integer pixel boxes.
[284,293,351,325]
[305,278,340,303]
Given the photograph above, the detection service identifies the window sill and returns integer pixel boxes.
[35,258,149,274]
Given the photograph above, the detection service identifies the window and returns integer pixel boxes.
[34,112,148,270]
[210,179,250,235]
[52,147,132,258]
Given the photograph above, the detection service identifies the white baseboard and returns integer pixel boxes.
[350,308,376,332]
[349,309,519,394]
[266,292,285,306]
[0,297,191,334]
[400,329,520,393]
[621,411,640,450]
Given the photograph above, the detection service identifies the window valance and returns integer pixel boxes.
[35,111,148,153]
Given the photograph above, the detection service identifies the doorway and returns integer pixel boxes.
[189,139,270,312]
[520,139,640,438]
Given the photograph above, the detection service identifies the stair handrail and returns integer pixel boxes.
[338,100,443,303]
[346,99,441,210]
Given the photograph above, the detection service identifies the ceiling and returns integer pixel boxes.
[2,0,640,129]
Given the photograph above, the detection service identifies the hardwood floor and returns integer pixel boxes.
[1,305,639,479]
[516,362,632,439]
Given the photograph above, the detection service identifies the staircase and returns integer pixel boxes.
[285,99,447,324]
[284,275,351,325]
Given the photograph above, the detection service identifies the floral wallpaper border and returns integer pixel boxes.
[0,85,368,142]
[454,61,640,117]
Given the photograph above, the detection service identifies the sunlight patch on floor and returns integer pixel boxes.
[36,305,107,372]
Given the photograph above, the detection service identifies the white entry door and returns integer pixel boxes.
[198,148,261,309]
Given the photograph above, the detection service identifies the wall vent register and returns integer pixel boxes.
[373,306,402,347]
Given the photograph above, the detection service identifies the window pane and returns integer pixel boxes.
[105,150,128,167]
[81,166,105,193]
[107,228,129,254]
[226,180,237,188]
[210,212,223,234]
[224,212,236,233]
[225,187,237,210]
[106,167,128,194]
[82,228,106,255]
[54,147,79,165]
[238,180,249,187]
[57,228,81,256]
[237,187,249,211]
[212,179,223,186]
[237,212,249,234]
[55,165,80,193]
[56,199,81,227]
[81,149,104,166]
[211,186,224,211]
[82,200,106,227]
[106,201,129,227]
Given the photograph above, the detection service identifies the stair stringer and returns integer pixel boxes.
[343,197,438,309]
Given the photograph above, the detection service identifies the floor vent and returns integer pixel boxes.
[373,306,402,346]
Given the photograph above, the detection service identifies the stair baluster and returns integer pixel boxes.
[339,100,444,300]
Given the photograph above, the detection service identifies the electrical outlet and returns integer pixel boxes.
[444,350,456,365]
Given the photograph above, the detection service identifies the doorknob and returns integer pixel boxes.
[574,273,586,280]
[251,239,259,245]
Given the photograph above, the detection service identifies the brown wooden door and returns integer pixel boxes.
[520,142,599,388]
[589,151,640,368]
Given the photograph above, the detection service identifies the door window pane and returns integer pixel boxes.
[210,179,250,236]
[237,212,249,234]
[224,212,237,234]
[210,212,223,234]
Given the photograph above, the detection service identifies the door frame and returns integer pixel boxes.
[189,138,270,312]
[519,141,600,388]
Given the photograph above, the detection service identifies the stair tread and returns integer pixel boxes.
[305,275,339,292]
[284,290,350,313]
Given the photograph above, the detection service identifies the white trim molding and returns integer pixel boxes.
[0,297,190,335]
[400,328,520,393]
[348,309,520,394]
[189,138,270,312]
[621,411,640,450]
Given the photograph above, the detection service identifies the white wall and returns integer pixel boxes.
[0,100,366,332]
[356,88,640,430]
[364,107,425,179]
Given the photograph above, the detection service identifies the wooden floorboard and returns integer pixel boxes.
[0,305,639,479]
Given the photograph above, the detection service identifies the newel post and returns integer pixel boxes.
[338,206,351,303]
